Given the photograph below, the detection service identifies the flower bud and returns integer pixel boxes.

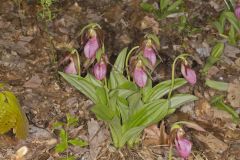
[64,57,77,74]
[175,137,192,159]
[84,36,99,59]
[143,40,157,66]
[93,60,107,80]
[181,63,196,85]
[235,4,240,20]
[133,61,147,88]
[143,46,157,66]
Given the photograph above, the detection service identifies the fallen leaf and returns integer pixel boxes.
[88,119,107,160]
[144,121,169,146]
[194,133,228,154]
[195,99,213,120]
[227,81,240,108]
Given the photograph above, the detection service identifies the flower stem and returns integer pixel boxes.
[125,46,139,80]
[167,54,189,106]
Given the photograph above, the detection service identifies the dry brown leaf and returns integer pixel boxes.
[140,16,159,34]
[227,81,240,108]
[143,122,169,146]
[195,99,213,120]
[194,133,228,154]
[88,119,107,160]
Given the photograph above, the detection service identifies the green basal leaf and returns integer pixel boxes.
[113,48,128,74]
[96,87,108,105]
[223,11,240,32]
[91,104,114,121]
[228,25,236,45]
[168,94,198,109]
[123,99,167,132]
[211,42,225,58]
[109,71,128,90]
[117,96,129,123]
[109,48,128,89]
[109,81,138,98]
[128,92,143,115]
[140,2,155,12]
[59,72,98,103]
[210,96,239,121]
[144,78,187,102]
[167,0,183,12]
[109,116,122,147]
[119,126,145,148]
[205,79,229,91]
[213,21,224,34]
[202,43,224,74]
[68,138,88,147]
[85,73,103,87]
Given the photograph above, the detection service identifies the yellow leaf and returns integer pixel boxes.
[0,91,28,139]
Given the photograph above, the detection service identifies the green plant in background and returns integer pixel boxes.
[141,0,183,20]
[0,84,28,139]
[205,80,239,122]
[202,42,224,75]
[213,1,240,45]
[53,114,88,160]
[210,96,239,122]
[38,0,56,22]
[59,47,197,148]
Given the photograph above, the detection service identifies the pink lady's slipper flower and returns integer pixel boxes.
[181,63,196,85]
[93,59,107,80]
[133,60,147,88]
[64,57,77,74]
[143,40,157,66]
[175,137,192,159]
[84,30,99,59]
[235,4,240,20]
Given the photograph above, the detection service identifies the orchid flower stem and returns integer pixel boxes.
[167,54,189,106]
[71,49,81,75]
[125,46,139,80]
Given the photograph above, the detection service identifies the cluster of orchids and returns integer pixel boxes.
[59,23,199,156]
[61,23,107,81]
[61,23,196,88]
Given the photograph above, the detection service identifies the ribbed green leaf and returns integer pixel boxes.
[59,72,97,103]
[144,78,187,102]
[123,99,167,132]
[119,126,145,148]
[91,104,114,121]
[205,79,229,91]
[168,94,198,109]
